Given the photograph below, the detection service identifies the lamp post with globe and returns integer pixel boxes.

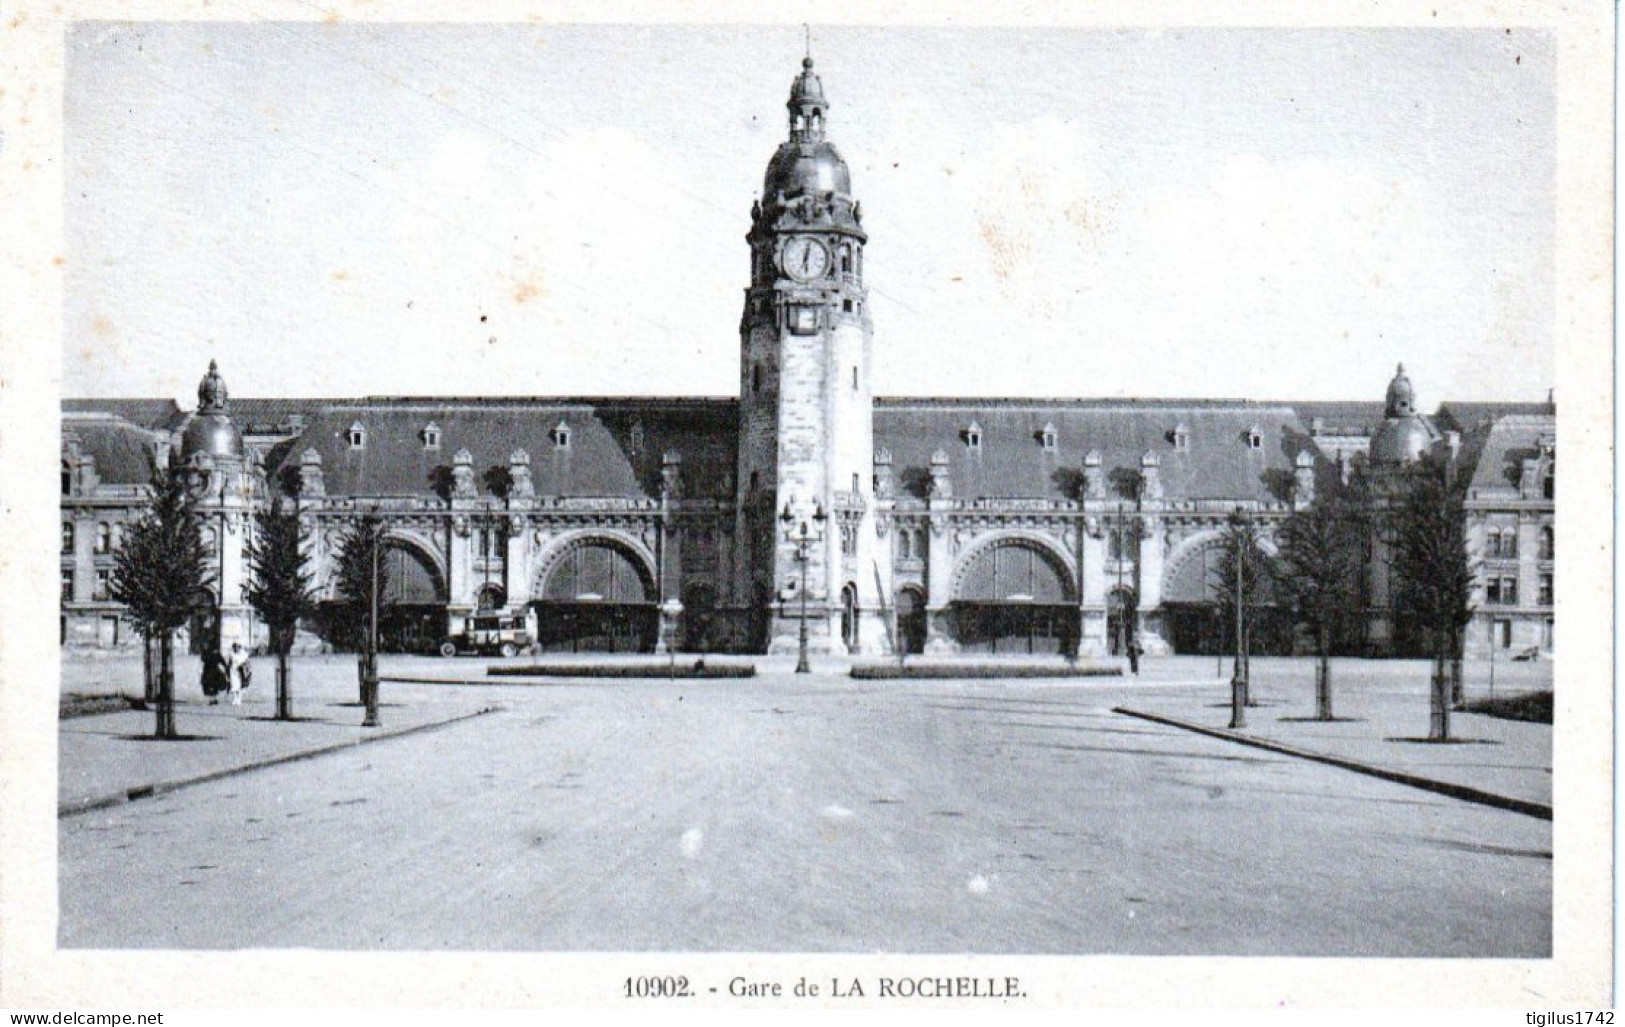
[779,500,828,674]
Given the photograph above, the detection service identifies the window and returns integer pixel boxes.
[840,247,852,274]
[60,569,73,603]
[852,472,860,494]
[840,523,856,557]
[1487,576,1519,606]
[1246,427,1263,450]
[1487,528,1519,559]
[630,422,645,454]
[95,522,111,554]
[750,470,760,493]
[1543,468,1554,500]
[851,365,858,389]
[552,421,571,450]
[1171,424,1189,450]
[1539,526,1554,560]
[752,364,761,394]
[61,465,71,495]
[348,422,366,449]
[61,522,74,554]
[1539,573,1553,607]
[422,423,441,450]
[93,569,110,602]
[965,421,982,451]
[897,529,913,560]
[1109,526,1139,562]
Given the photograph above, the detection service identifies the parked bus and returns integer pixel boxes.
[439,607,537,658]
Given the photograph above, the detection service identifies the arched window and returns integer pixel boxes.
[1540,525,1554,560]
[840,247,852,274]
[897,529,912,560]
[95,522,111,554]
[347,422,366,449]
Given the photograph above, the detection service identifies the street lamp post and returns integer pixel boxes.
[362,516,381,728]
[1229,507,1248,729]
[779,500,827,675]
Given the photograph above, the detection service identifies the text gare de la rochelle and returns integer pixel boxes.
[623,975,1026,1000]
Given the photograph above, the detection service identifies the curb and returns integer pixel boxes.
[59,706,500,819]
[1113,706,1552,821]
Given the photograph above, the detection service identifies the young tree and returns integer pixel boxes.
[1390,452,1474,740]
[245,500,319,720]
[1276,490,1363,720]
[1211,510,1273,706]
[109,463,214,739]
[332,516,391,702]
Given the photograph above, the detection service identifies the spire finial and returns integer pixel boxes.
[804,24,811,64]
[1396,362,1405,375]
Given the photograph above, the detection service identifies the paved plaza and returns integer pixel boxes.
[58,653,1552,956]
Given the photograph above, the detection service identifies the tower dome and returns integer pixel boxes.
[1370,363,1437,464]
[759,55,859,224]
[180,359,243,460]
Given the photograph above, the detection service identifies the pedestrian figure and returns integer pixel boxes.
[226,641,250,706]
[201,648,229,704]
[1127,638,1142,676]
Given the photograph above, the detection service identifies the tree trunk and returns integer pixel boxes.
[155,632,177,740]
[1449,626,1465,708]
[357,651,368,704]
[140,635,156,708]
[275,632,292,721]
[1429,650,1450,741]
[1315,626,1333,721]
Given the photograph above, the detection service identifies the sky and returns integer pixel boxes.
[63,23,1556,405]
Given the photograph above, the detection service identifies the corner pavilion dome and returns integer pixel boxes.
[1369,364,1439,464]
[180,360,243,460]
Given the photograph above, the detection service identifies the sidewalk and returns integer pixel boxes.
[1114,658,1552,815]
[59,665,498,816]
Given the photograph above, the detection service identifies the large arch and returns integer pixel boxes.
[529,531,659,653]
[1160,526,1288,656]
[380,534,449,653]
[948,533,1078,655]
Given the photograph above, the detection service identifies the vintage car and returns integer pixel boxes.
[439,608,537,658]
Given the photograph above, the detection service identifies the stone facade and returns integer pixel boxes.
[59,58,1555,662]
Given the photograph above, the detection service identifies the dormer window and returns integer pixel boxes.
[1246,426,1263,450]
[964,421,982,452]
[1171,423,1190,450]
[1040,423,1058,452]
[347,422,366,450]
[552,420,571,450]
[629,422,645,454]
[421,422,441,450]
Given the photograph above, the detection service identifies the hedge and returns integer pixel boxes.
[487,661,755,679]
[850,662,1123,680]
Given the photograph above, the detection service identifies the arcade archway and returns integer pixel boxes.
[532,537,658,653]
[949,539,1077,655]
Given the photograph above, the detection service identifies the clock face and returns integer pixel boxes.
[781,237,830,281]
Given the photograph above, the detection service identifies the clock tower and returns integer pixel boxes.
[736,56,883,655]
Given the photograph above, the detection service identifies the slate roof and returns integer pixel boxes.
[1465,413,1556,496]
[60,399,181,430]
[61,416,161,485]
[872,398,1317,503]
[266,398,739,501]
[1437,401,1556,436]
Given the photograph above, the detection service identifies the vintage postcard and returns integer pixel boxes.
[0,0,1613,1012]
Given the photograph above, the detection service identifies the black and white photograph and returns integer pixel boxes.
[1,1,1613,1012]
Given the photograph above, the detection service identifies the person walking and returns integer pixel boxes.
[1127,638,1143,676]
[226,641,250,706]
[201,647,229,704]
